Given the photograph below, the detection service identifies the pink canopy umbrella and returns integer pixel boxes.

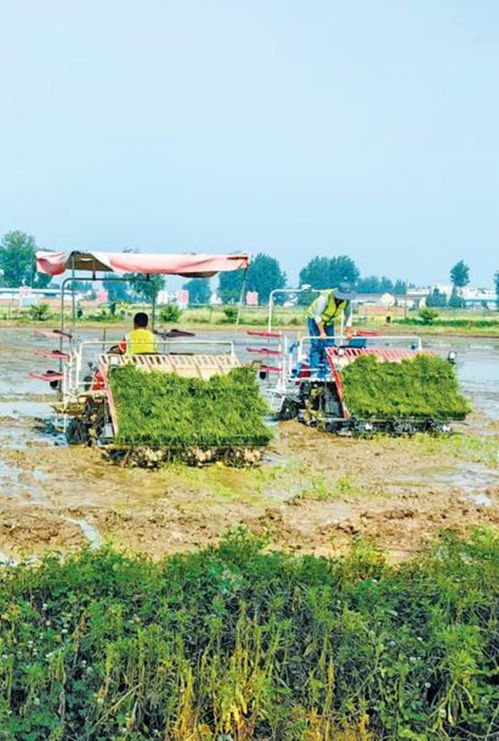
[36,250,250,277]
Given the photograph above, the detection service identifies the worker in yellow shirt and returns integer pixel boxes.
[118,312,157,354]
[306,283,356,374]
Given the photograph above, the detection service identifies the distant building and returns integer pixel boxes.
[355,293,405,317]
[461,287,496,309]
[356,292,398,307]
[405,288,430,309]
[434,283,454,298]
[0,286,61,308]
[404,284,496,310]
[156,290,171,305]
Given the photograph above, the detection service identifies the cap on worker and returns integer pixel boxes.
[333,282,357,301]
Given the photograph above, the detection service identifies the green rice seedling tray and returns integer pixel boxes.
[341,354,471,420]
[109,365,273,448]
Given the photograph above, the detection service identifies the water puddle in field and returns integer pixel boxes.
[0,388,103,552]
[441,464,499,492]
[0,461,48,503]
[0,400,52,419]
[0,551,19,566]
[405,463,499,495]
[427,338,499,420]
[264,450,289,467]
[0,451,103,553]
[62,516,102,549]
[465,492,493,507]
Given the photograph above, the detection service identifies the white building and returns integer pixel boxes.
[461,287,496,308]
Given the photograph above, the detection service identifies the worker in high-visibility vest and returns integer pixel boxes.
[306,283,356,374]
[118,312,157,354]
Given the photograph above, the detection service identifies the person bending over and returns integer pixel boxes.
[306,282,356,374]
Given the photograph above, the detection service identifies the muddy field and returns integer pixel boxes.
[0,328,497,562]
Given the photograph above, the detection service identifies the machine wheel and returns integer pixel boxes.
[66,398,106,446]
[389,420,416,437]
[346,417,375,437]
[278,398,300,421]
[67,417,91,445]
[423,419,452,436]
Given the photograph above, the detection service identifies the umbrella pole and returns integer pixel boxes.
[71,255,76,332]
[236,268,248,327]
[150,275,157,330]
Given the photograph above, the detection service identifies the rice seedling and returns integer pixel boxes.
[341,354,471,421]
[0,528,497,739]
[109,366,273,450]
[298,474,366,501]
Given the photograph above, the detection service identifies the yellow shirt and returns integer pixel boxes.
[126,328,157,354]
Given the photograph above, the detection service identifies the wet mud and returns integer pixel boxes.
[0,329,497,562]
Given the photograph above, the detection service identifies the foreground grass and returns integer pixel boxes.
[0,529,497,740]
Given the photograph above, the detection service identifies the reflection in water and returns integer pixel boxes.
[62,516,102,549]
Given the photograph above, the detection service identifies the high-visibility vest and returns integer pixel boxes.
[306,289,347,327]
[125,328,157,354]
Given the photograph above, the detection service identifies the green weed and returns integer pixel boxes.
[299,474,367,501]
[334,474,364,497]
[27,303,50,321]
[299,473,332,500]
[409,431,499,468]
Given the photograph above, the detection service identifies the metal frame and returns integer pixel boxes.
[63,339,237,399]
[255,327,426,416]
[297,334,423,362]
[60,274,156,335]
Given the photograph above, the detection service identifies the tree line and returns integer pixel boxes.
[1,230,497,307]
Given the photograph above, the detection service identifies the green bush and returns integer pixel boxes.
[419,307,439,324]
[110,366,273,447]
[222,305,238,323]
[27,303,50,321]
[0,529,497,739]
[342,354,471,420]
[159,304,182,323]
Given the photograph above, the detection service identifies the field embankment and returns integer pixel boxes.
[2,305,499,337]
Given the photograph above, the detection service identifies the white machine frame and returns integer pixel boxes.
[60,337,237,403]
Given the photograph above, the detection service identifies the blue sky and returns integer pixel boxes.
[1,0,497,286]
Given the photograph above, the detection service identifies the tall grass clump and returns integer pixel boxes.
[342,354,471,420]
[110,366,273,448]
[0,529,497,739]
